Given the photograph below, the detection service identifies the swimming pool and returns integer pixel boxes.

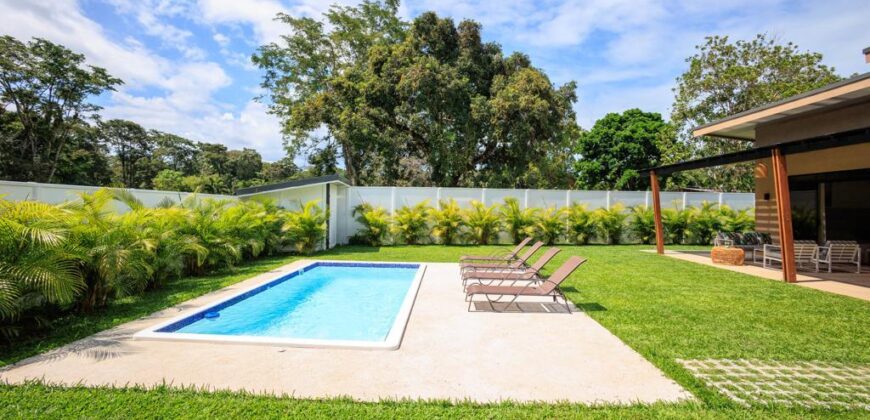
[135,261,426,350]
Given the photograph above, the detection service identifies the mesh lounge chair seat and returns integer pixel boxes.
[459,237,532,262]
[462,248,561,288]
[466,256,586,313]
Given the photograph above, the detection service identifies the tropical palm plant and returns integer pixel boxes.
[352,203,391,246]
[283,200,327,255]
[0,198,83,337]
[429,199,465,245]
[66,190,153,312]
[181,198,243,273]
[592,203,628,244]
[719,206,755,233]
[686,201,723,244]
[464,201,501,245]
[391,201,431,245]
[566,203,595,245]
[628,205,656,245]
[533,207,566,245]
[662,207,690,245]
[500,197,537,244]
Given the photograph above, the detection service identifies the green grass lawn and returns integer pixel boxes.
[2,245,869,418]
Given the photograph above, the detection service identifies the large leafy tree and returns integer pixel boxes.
[573,109,666,190]
[670,34,841,191]
[0,36,121,182]
[253,1,578,187]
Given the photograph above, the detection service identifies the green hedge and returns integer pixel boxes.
[352,198,755,246]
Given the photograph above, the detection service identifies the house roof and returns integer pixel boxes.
[692,72,870,140]
[234,174,351,196]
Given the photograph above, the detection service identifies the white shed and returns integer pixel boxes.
[235,174,351,249]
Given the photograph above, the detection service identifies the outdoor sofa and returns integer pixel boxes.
[714,231,772,262]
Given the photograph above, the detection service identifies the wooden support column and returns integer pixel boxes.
[771,148,797,283]
[650,171,665,254]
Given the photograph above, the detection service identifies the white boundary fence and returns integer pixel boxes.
[0,180,236,213]
[340,186,754,244]
[347,186,755,212]
[0,180,755,245]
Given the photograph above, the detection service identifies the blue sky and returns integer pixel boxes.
[2,0,868,162]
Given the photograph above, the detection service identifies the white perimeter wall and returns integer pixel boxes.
[1,180,755,248]
[0,180,235,213]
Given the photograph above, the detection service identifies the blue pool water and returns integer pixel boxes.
[158,262,420,342]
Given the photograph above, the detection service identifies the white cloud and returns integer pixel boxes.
[0,0,169,88]
[213,32,230,46]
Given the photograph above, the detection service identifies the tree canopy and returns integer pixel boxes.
[0,35,313,193]
[669,34,841,191]
[0,36,121,182]
[573,109,667,190]
[253,1,578,188]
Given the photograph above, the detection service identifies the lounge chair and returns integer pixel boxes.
[459,237,532,263]
[460,241,544,273]
[466,256,586,313]
[462,247,561,288]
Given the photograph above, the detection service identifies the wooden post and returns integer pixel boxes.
[771,148,797,283]
[650,171,665,254]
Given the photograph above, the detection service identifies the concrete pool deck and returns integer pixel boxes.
[0,260,690,404]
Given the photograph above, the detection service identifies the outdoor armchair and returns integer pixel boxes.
[812,240,862,273]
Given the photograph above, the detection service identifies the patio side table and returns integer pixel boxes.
[711,246,745,266]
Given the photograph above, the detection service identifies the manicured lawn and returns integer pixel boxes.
[2,245,869,418]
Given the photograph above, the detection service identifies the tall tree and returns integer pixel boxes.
[227,148,263,181]
[150,131,199,175]
[671,34,841,191]
[253,1,578,188]
[0,36,121,182]
[573,109,666,190]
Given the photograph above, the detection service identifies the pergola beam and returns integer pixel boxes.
[650,171,665,254]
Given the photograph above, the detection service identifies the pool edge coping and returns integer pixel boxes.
[132,260,428,351]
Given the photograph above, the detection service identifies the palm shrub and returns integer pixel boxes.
[566,203,595,245]
[500,197,537,244]
[183,198,243,273]
[720,206,755,233]
[112,191,206,289]
[533,207,566,245]
[662,207,690,245]
[66,190,154,312]
[592,203,628,244]
[391,201,431,245]
[352,203,391,246]
[429,199,465,245]
[628,205,656,245]
[283,200,327,255]
[686,202,723,244]
[464,201,501,245]
[0,199,83,338]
